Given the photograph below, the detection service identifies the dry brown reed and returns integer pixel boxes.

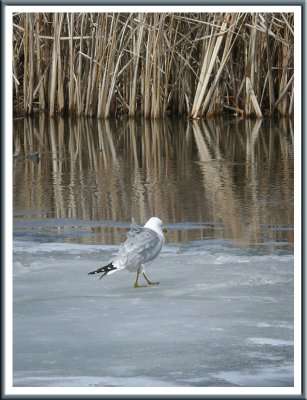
[13,12,294,118]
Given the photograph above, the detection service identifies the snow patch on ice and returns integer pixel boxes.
[213,365,293,387]
[247,338,294,346]
[13,374,176,387]
[13,240,118,254]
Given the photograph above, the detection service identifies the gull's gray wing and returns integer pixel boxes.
[126,218,143,239]
[113,219,163,271]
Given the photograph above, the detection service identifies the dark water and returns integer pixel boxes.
[13,115,294,251]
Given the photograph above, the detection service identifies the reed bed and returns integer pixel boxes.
[13,12,294,118]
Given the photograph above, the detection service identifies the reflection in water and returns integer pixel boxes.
[13,115,294,250]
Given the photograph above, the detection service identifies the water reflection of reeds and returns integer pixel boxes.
[13,115,294,248]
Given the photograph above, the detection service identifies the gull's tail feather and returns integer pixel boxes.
[88,262,117,280]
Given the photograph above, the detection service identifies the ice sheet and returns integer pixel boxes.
[13,240,294,387]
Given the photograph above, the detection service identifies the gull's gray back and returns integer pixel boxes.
[113,220,163,271]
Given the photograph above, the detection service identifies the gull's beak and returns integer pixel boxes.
[162,228,168,234]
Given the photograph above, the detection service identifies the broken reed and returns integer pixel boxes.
[13,12,294,118]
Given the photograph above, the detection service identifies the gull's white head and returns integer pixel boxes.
[144,217,164,237]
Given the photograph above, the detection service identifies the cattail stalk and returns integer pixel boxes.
[13,12,294,118]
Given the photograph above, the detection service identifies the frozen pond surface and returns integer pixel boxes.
[13,239,294,387]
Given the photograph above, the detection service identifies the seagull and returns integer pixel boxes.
[88,217,165,288]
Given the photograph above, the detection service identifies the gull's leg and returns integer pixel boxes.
[134,268,147,288]
[143,272,159,285]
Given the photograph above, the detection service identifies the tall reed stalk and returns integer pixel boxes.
[13,12,294,118]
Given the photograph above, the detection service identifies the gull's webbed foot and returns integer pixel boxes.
[143,273,160,285]
[134,283,148,288]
